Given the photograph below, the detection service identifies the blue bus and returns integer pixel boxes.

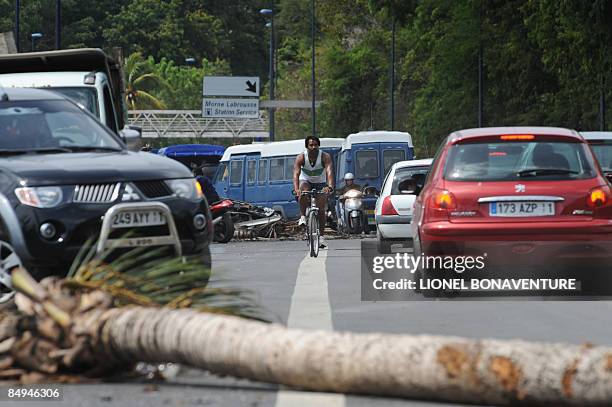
[335,131,414,228]
[213,138,344,219]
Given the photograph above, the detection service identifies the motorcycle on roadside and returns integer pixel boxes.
[209,199,236,243]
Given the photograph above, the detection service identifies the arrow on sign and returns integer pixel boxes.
[245,80,257,94]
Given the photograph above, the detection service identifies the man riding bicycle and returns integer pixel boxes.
[293,136,335,248]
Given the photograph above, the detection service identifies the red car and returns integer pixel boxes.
[412,127,612,272]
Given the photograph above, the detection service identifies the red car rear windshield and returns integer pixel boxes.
[443,141,597,181]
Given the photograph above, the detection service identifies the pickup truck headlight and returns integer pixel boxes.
[15,186,63,208]
[166,178,203,199]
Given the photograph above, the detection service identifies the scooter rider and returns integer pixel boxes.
[293,135,335,248]
[337,173,361,196]
[337,173,361,226]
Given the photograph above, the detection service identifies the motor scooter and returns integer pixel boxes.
[336,188,367,234]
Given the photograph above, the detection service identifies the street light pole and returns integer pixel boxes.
[269,14,275,142]
[311,0,316,137]
[390,17,395,131]
[55,0,61,50]
[477,0,484,127]
[601,72,607,131]
[14,0,19,52]
[260,8,275,142]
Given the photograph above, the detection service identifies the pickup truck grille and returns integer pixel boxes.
[73,183,121,203]
[133,181,173,198]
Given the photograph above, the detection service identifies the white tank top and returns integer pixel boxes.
[299,149,326,183]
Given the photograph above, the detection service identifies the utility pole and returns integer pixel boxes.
[311,0,316,137]
[269,12,275,141]
[260,8,275,141]
[14,0,19,52]
[390,17,396,131]
[477,0,484,127]
[55,0,61,50]
[601,73,607,131]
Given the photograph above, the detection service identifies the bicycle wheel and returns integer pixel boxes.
[308,210,320,257]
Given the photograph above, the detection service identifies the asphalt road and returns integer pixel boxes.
[13,238,612,406]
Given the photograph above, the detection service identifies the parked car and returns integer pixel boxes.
[580,131,612,183]
[412,126,612,276]
[213,138,344,219]
[0,87,213,303]
[375,159,432,253]
[335,131,415,229]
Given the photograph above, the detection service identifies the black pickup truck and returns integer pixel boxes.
[0,87,212,303]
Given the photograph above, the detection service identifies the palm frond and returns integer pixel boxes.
[63,238,265,321]
[133,90,167,109]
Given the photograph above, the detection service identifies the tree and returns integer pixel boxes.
[124,52,167,110]
[151,57,230,110]
[2,266,612,405]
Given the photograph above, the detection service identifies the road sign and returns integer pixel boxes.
[203,76,260,97]
[202,98,260,119]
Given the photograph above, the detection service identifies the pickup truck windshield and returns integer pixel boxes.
[0,100,123,151]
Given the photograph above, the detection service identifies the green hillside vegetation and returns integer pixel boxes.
[0,0,609,154]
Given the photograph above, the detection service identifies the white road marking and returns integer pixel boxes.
[275,249,346,407]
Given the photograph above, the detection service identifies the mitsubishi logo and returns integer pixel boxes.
[515,184,526,193]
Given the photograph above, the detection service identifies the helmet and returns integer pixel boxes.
[344,173,355,181]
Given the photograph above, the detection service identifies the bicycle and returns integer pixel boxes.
[298,189,329,257]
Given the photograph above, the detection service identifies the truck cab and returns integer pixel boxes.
[0,48,141,148]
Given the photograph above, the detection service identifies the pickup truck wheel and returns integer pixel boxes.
[0,240,21,304]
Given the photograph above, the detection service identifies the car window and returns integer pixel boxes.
[230,160,243,185]
[0,100,122,150]
[355,150,378,179]
[215,163,228,183]
[247,159,257,184]
[589,142,612,171]
[391,166,430,194]
[444,141,596,181]
[338,151,347,182]
[285,155,297,180]
[102,85,118,133]
[51,87,99,117]
[383,149,405,176]
[270,157,284,181]
[258,158,268,183]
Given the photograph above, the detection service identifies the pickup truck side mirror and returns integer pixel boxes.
[120,126,142,151]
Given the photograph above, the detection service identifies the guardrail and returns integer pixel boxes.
[128,110,269,139]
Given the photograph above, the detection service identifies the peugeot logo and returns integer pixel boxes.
[514,184,526,193]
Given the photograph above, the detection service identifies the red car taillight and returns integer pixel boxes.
[431,189,457,210]
[381,196,399,215]
[587,186,609,208]
[425,189,457,222]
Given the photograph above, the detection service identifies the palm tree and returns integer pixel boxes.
[124,52,168,110]
[1,261,611,404]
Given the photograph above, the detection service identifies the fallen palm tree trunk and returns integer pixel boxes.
[2,268,612,405]
[101,308,612,405]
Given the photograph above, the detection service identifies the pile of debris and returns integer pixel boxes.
[227,201,369,241]
[229,201,283,239]
[216,200,323,241]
